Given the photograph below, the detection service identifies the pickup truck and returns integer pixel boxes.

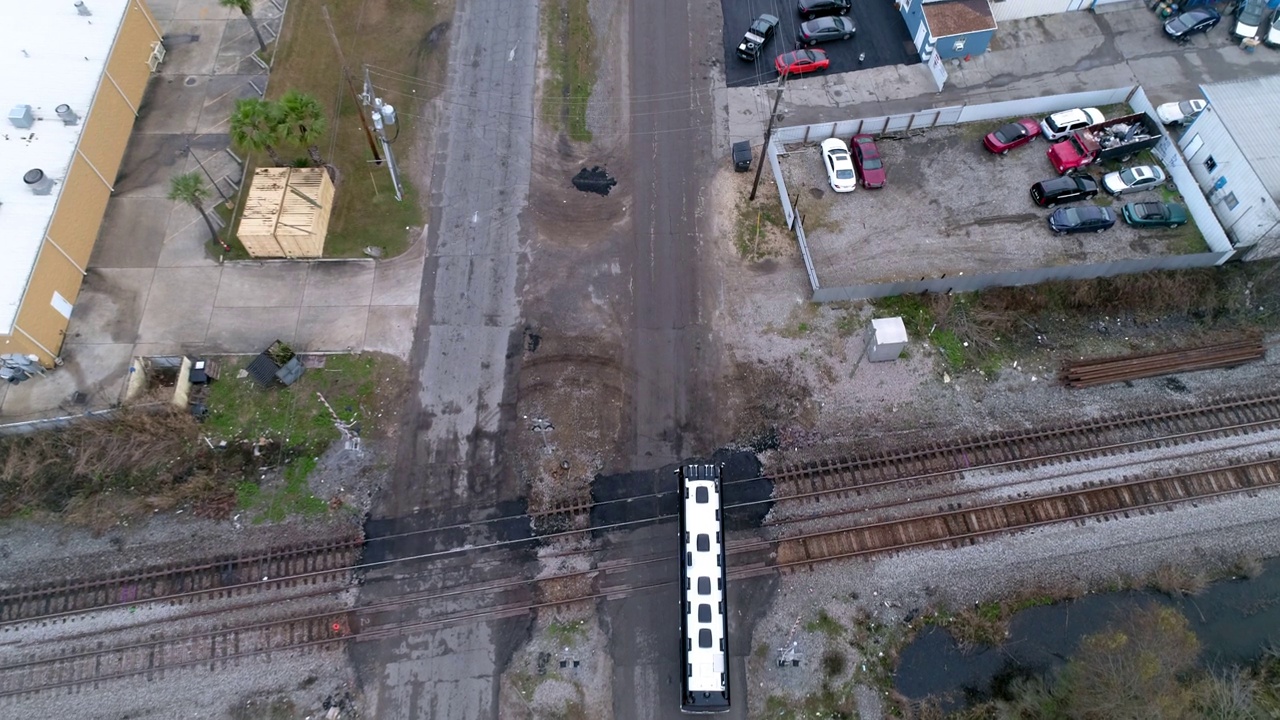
[737,14,780,61]
[1046,112,1162,175]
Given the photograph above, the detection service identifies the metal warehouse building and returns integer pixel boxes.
[1,0,163,367]
[1176,75,1280,260]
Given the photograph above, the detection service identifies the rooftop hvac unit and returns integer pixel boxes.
[8,105,33,129]
[55,104,79,125]
[24,169,54,196]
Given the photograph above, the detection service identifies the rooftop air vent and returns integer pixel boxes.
[75,1,92,16]
[24,169,54,196]
[55,104,79,125]
[8,105,33,129]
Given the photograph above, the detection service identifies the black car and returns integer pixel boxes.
[1048,205,1117,234]
[1030,174,1099,207]
[737,14,780,60]
[797,16,855,45]
[1164,8,1221,40]
[797,0,852,20]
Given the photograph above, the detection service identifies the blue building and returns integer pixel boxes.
[898,0,997,64]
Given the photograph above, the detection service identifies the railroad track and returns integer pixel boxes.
[770,456,1280,569]
[767,391,1280,505]
[0,536,362,625]
[0,612,351,699]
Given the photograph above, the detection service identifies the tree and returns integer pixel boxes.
[229,97,285,166]
[277,90,328,166]
[168,172,219,244]
[220,0,268,54]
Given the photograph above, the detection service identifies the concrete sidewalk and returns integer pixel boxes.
[722,2,1273,149]
[0,0,424,423]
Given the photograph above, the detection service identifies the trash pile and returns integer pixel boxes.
[1096,121,1153,149]
[0,353,44,385]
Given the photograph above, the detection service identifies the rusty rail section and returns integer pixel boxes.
[772,456,1280,568]
[1060,337,1265,388]
[767,391,1280,505]
[0,535,362,625]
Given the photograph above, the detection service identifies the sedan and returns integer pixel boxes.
[775,49,830,76]
[850,134,886,188]
[1268,6,1280,46]
[1030,174,1099,207]
[1155,99,1207,126]
[1048,206,1117,235]
[1102,165,1167,195]
[1164,8,1221,40]
[820,138,857,193]
[983,118,1041,154]
[797,0,851,19]
[1121,201,1189,228]
[797,16,855,46]
[1234,0,1266,39]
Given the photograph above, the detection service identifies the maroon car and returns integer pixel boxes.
[983,118,1041,154]
[850,134,886,188]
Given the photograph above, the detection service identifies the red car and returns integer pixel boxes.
[982,118,1041,154]
[850,134,886,188]
[775,49,829,76]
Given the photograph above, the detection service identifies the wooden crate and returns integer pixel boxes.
[236,167,335,258]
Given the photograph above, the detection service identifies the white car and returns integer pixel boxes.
[1155,99,1207,126]
[1102,165,1168,196]
[1266,6,1280,46]
[1234,0,1266,38]
[1040,107,1105,141]
[820,138,857,193]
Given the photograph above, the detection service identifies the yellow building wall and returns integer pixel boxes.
[9,0,162,367]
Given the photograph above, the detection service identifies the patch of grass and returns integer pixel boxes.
[240,455,328,523]
[1231,554,1265,580]
[204,353,389,454]
[764,684,856,720]
[547,618,588,647]
[821,649,847,677]
[540,0,595,142]
[870,294,933,337]
[805,609,845,638]
[225,0,438,258]
[1167,225,1209,255]
[733,197,790,261]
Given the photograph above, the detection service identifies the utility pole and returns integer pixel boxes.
[750,71,788,202]
[362,66,404,201]
[320,5,382,165]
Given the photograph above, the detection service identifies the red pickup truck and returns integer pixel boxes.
[1046,112,1162,175]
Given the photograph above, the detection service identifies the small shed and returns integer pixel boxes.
[236,167,335,258]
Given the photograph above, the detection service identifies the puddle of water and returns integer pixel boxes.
[895,558,1280,709]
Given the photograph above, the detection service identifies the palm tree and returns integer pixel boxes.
[220,0,268,54]
[168,172,219,243]
[277,90,328,166]
[229,97,285,166]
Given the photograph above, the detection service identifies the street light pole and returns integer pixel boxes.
[750,70,788,202]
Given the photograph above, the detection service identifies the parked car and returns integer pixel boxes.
[1164,8,1221,40]
[1234,0,1266,38]
[821,138,857,193]
[1040,108,1105,141]
[1121,201,1189,228]
[775,49,830,76]
[850,134,886,188]
[1102,165,1167,195]
[1267,6,1280,46]
[797,16,855,46]
[1048,205,1117,235]
[1155,99,1207,126]
[797,0,852,20]
[983,118,1041,154]
[1030,174,1100,207]
[736,14,780,61]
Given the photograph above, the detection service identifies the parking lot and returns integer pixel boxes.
[780,122,1203,287]
[722,0,919,88]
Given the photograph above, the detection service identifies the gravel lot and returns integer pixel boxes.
[779,124,1198,287]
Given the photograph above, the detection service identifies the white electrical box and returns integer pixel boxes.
[866,317,908,362]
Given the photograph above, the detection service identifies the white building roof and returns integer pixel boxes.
[0,0,132,334]
[1202,74,1280,202]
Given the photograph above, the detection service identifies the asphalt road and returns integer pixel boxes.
[352,0,539,714]
[723,0,919,88]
